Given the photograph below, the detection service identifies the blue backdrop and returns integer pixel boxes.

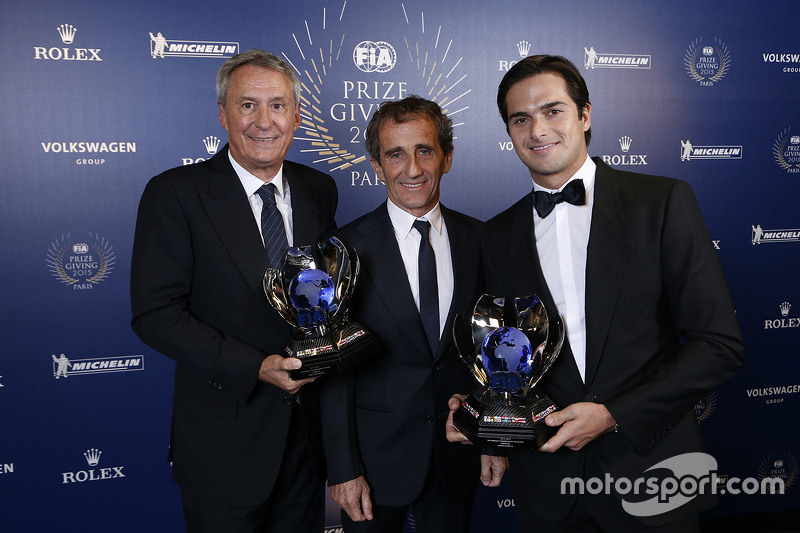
[2,0,799,531]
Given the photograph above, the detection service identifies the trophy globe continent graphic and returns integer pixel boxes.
[481,326,536,394]
[289,269,336,315]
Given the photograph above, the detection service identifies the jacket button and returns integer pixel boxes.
[585,394,596,402]
[425,415,435,423]
[282,396,293,405]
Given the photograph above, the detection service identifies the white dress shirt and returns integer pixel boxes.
[387,199,454,341]
[532,155,596,382]
[229,151,294,247]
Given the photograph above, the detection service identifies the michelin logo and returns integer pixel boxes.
[149,31,239,59]
[52,354,144,378]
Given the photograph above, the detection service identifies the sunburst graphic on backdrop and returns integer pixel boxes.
[398,3,471,127]
[282,1,470,173]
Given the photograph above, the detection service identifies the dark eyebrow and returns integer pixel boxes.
[508,101,568,121]
[540,101,567,110]
[383,143,435,157]
[383,146,404,156]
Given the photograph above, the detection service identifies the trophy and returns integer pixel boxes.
[263,236,376,380]
[452,294,565,448]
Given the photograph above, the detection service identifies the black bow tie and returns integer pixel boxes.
[533,179,586,219]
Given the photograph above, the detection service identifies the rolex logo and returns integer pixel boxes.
[62,448,126,484]
[780,302,791,317]
[203,136,220,155]
[57,24,77,44]
[84,448,102,466]
[619,136,632,153]
[517,40,531,57]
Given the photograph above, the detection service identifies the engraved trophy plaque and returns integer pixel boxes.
[452,294,565,448]
[263,236,375,380]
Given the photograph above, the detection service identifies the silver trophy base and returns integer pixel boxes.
[285,322,377,380]
[453,386,558,448]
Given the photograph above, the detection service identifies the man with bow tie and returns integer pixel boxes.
[447,55,744,532]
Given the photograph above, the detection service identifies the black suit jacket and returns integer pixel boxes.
[484,158,744,526]
[130,147,337,506]
[322,203,483,506]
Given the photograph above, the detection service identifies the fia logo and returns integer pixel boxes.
[757,452,798,492]
[684,37,730,86]
[47,233,115,290]
[773,127,800,173]
[353,41,397,73]
[283,2,470,185]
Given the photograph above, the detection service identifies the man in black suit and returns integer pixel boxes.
[322,96,506,533]
[130,49,337,532]
[447,55,744,531]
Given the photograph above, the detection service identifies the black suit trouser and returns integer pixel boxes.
[181,403,324,533]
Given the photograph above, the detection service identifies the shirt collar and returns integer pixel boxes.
[228,150,286,199]
[531,154,596,194]
[386,199,444,239]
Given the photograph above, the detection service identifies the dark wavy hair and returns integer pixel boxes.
[497,55,591,146]
[365,95,453,161]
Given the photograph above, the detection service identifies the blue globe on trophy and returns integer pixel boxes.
[288,269,336,327]
[289,269,335,310]
[481,327,534,394]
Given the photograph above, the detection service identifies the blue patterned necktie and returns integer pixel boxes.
[257,183,289,269]
[413,219,439,352]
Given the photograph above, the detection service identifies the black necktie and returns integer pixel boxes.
[413,219,439,352]
[533,179,586,219]
[257,183,289,269]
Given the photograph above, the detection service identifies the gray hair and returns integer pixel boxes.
[216,49,301,108]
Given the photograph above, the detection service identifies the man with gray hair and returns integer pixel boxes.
[131,49,337,532]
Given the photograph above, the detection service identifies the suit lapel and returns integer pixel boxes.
[584,159,630,388]
[353,204,432,357]
[198,147,268,296]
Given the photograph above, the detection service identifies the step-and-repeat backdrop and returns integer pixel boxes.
[2,0,798,530]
